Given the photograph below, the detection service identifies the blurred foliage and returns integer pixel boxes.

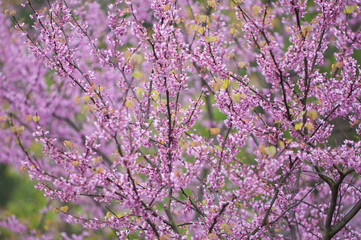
[0,164,47,238]
[2,0,48,27]
[0,163,117,239]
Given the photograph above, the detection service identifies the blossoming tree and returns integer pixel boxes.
[2,0,361,239]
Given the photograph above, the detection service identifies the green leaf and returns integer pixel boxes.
[264,146,276,157]
[345,5,355,14]
[295,123,303,131]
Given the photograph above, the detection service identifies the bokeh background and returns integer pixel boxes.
[0,1,114,239]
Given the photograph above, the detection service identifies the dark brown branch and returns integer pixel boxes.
[208,199,233,233]
[326,198,361,240]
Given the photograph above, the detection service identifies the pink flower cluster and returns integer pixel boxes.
[2,0,361,239]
